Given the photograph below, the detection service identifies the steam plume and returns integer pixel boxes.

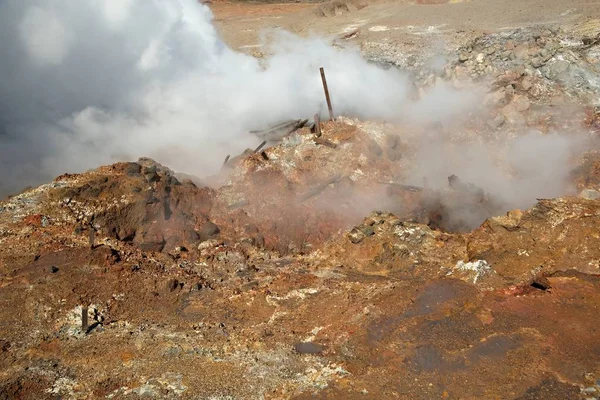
[0,0,458,196]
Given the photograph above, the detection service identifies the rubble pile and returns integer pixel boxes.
[2,109,600,398]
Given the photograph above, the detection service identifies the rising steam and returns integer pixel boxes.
[0,0,472,197]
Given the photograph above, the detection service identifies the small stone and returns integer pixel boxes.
[545,41,559,53]
[476,53,485,63]
[348,227,365,244]
[361,226,375,237]
[531,57,545,68]
[50,266,59,273]
[458,52,469,62]
[484,46,496,56]
[142,166,160,183]
[294,342,325,354]
[540,49,552,62]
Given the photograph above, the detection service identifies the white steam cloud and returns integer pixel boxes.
[0,0,588,232]
[0,0,477,197]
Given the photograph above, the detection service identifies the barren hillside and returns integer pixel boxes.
[2,0,600,399]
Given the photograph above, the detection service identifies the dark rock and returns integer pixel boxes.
[50,266,59,274]
[125,163,142,176]
[362,226,375,237]
[294,342,325,354]
[531,276,551,291]
[117,226,136,242]
[142,166,160,183]
[166,176,180,186]
[198,221,220,242]
[144,194,159,205]
[167,279,180,292]
[254,234,265,248]
[139,234,166,252]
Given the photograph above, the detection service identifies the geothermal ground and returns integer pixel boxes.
[3,0,600,399]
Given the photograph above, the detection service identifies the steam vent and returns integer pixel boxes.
[3,0,600,398]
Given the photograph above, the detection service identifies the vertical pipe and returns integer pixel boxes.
[320,67,334,121]
[81,306,88,333]
[88,227,95,249]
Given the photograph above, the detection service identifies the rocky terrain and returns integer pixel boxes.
[3,0,600,399]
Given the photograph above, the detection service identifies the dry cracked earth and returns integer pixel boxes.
[3,0,600,399]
